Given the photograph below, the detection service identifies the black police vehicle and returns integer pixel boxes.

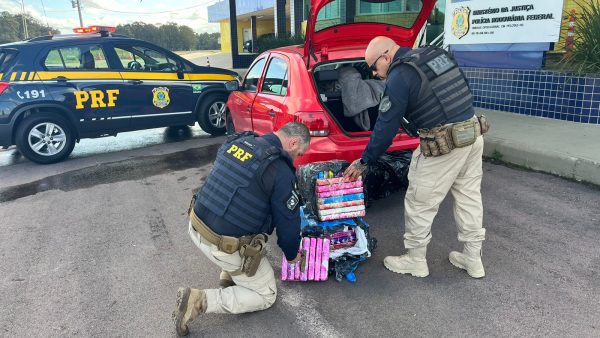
[0,26,239,164]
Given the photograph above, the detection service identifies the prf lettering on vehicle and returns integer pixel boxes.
[226,144,253,162]
[74,89,120,109]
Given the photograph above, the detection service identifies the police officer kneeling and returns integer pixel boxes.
[345,37,490,279]
[173,122,310,336]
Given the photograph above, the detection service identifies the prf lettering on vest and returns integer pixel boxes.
[74,89,120,109]
[227,144,253,162]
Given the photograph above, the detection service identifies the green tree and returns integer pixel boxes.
[178,25,197,51]
[0,11,59,44]
[196,32,220,50]
[117,22,206,51]
[158,22,181,50]
[117,22,161,46]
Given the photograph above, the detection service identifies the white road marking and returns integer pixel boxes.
[266,252,344,338]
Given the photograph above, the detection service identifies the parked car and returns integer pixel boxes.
[0,26,239,164]
[243,40,253,53]
[226,0,436,166]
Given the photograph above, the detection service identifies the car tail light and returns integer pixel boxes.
[0,82,9,95]
[295,111,329,136]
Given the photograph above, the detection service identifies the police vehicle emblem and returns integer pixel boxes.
[152,87,170,108]
[379,96,392,113]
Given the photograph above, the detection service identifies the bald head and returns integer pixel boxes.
[365,36,402,79]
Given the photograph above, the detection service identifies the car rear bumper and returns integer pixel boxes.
[295,134,419,166]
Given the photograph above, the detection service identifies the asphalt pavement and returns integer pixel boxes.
[0,52,598,337]
[187,52,248,77]
[1,143,598,337]
[0,125,223,189]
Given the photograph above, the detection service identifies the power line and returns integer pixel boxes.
[43,8,78,12]
[85,0,219,15]
[39,0,52,33]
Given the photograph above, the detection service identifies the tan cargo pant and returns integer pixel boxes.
[403,135,486,248]
[187,222,277,314]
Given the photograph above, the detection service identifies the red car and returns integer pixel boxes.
[226,0,436,166]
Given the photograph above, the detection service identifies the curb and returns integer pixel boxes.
[483,136,600,186]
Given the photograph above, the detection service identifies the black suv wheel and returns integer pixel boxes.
[15,113,75,164]
[197,93,228,136]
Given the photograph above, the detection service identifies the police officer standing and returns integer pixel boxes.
[173,122,310,336]
[345,36,488,279]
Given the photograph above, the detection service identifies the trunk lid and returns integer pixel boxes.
[304,0,436,65]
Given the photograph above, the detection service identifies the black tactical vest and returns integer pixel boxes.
[387,46,474,130]
[195,132,291,234]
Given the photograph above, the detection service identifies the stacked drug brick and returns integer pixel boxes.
[281,237,330,281]
[316,171,365,221]
[327,229,357,249]
[282,167,369,282]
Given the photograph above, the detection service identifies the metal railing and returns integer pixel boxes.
[416,26,447,50]
[429,30,445,49]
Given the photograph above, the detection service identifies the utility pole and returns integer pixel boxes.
[20,0,29,39]
[72,0,84,27]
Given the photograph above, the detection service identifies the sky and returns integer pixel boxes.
[0,0,221,34]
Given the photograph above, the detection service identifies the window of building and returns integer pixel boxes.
[313,0,422,32]
[317,1,340,20]
[359,0,401,14]
[242,58,266,92]
[261,57,288,96]
[357,0,422,14]
[43,45,109,70]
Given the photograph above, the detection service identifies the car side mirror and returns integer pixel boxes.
[177,66,184,79]
[225,80,240,91]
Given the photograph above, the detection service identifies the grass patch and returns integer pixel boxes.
[488,149,504,164]
[556,0,600,74]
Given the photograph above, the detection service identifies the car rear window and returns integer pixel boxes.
[43,44,109,70]
[315,0,422,32]
[0,49,18,72]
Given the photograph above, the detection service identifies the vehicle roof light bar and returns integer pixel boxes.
[73,26,117,34]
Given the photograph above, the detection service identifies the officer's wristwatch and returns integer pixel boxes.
[359,158,368,166]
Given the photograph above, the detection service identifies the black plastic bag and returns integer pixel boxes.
[363,150,412,202]
[328,217,377,282]
[296,160,349,220]
[331,254,366,282]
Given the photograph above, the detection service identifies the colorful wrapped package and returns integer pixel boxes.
[315,175,365,222]
[296,160,349,221]
[281,237,330,282]
[286,161,376,283]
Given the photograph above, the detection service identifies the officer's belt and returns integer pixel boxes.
[189,209,254,254]
[418,115,489,157]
